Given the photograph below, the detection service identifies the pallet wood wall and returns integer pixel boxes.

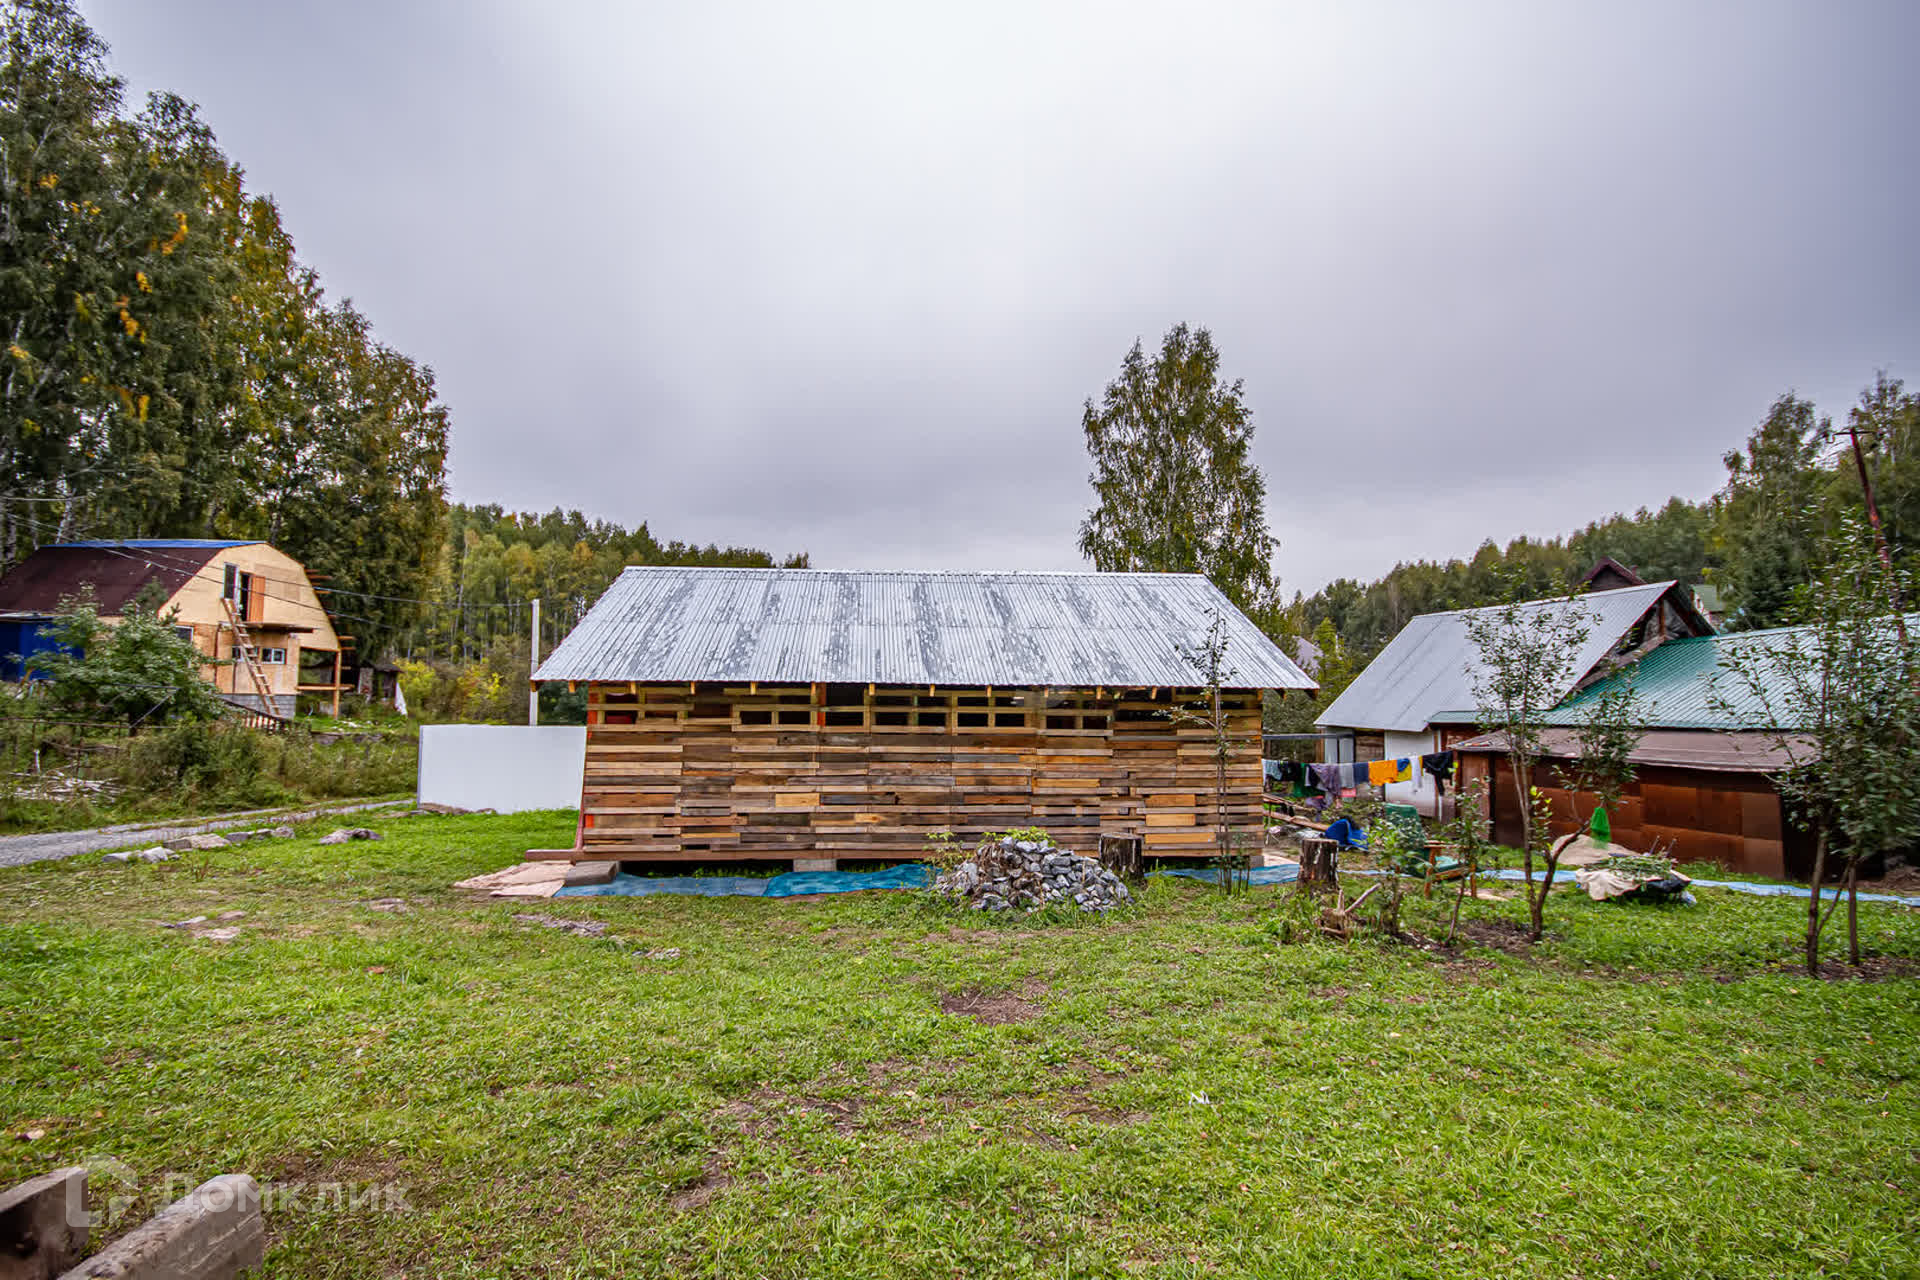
[563,682,1265,862]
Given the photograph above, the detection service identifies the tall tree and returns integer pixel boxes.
[1078,324,1279,626]
[1463,586,1599,941]
[1710,393,1828,630]
[1715,515,1920,974]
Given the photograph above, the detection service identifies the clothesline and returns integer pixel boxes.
[1264,752,1457,810]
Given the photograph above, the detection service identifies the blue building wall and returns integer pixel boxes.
[0,617,68,682]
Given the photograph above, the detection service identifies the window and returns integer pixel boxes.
[257,646,286,665]
[174,626,194,644]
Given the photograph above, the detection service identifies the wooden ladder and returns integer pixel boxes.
[221,597,280,716]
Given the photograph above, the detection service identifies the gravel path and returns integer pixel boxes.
[0,799,412,869]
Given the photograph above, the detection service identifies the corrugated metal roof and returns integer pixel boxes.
[533,568,1315,689]
[1315,581,1692,733]
[0,544,211,616]
[1534,620,1920,730]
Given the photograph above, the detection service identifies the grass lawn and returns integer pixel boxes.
[2,812,1916,1278]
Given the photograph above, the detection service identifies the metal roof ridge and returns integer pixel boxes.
[612,566,1214,579]
[1420,578,1676,621]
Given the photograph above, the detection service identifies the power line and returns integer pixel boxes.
[5,512,391,633]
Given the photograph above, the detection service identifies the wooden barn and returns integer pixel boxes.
[529,568,1315,866]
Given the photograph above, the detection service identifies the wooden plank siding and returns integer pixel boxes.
[1470,756,1819,880]
[565,681,1265,861]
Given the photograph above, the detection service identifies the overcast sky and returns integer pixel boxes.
[82,0,1920,595]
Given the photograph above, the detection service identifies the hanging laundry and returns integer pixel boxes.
[1392,758,1412,783]
[1309,762,1341,794]
[1367,758,1396,786]
[1420,751,1455,795]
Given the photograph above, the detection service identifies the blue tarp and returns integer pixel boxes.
[556,863,936,899]
[764,864,934,896]
[1323,818,1368,850]
[557,875,769,898]
[1474,867,1920,906]
[1153,864,1301,886]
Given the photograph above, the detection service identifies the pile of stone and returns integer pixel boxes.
[934,835,1132,913]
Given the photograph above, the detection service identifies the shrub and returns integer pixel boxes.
[27,592,225,726]
[119,720,276,803]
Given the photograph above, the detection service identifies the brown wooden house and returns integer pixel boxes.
[528,568,1316,866]
[1450,627,1829,879]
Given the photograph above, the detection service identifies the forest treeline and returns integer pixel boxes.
[408,503,808,664]
[9,2,1918,725]
[1291,379,1920,666]
[0,1,798,672]
[1,1,449,649]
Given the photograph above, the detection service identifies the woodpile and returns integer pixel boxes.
[549,681,1263,862]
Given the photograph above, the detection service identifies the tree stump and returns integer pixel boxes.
[1098,833,1144,881]
[1299,838,1339,886]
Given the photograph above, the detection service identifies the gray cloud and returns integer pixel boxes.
[83,0,1920,592]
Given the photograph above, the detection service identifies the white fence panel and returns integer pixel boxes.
[418,725,585,813]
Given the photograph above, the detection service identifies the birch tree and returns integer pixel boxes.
[1079,324,1279,627]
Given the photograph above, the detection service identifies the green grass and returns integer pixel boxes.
[2,813,1916,1278]
[0,723,417,834]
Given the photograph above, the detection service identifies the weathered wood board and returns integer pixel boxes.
[562,683,1264,861]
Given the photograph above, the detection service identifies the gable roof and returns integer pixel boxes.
[533,567,1316,689]
[58,539,254,550]
[1315,580,1705,733]
[1532,617,1920,731]
[0,542,236,617]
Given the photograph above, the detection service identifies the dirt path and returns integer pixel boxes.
[0,798,412,869]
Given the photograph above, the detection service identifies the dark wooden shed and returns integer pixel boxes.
[1454,728,1816,879]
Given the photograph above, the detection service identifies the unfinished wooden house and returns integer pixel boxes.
[530,568,1315,865]
[0,539,348,718]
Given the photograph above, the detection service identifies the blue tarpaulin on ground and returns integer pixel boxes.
[765,864,935,896]
[1153,864,1301,886]
[557,863,936,899]
[558,875,769,898]
[1475,867,1920,906]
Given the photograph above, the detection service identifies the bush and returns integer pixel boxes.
[113,722,416,808]
[268,731,415,798]
[27,592,225,726]
[119,720,279,805]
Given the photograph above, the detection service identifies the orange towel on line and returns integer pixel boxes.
[1367,759,1396,786]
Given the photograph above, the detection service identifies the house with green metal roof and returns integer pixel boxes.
[1449,625,1834,879]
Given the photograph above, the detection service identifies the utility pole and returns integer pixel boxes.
[528,597,541,726]
[1845,421,1911,653]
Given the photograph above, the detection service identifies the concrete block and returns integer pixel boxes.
[59,1174,263,1279]
[562,861,618,887]
[791,858,836,873]
[0,1166,87,1280]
